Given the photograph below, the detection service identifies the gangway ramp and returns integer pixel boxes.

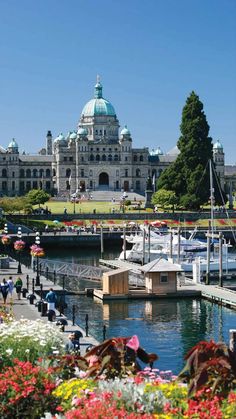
[39,259,104,281]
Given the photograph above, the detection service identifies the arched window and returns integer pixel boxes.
[66,168,71,178]
[46,169,51,177]
[96,154,100,161]
[102,154,106,161]
[2,169,7,177]
[39,169,44,178]
[53,168,56,177]
[33,169,38,178]
[108,154,112,161]
[114,154,118,161]
[90,154,94,161]
[19,169,24,178]
[136,169,140,177]
[140,155,144,162]
[26,169,31,178]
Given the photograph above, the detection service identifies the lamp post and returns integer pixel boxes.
[4,223,8,235]
[17,227,22,274]
[35,232,40,286]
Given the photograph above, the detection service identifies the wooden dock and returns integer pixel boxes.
[99,258,142,272]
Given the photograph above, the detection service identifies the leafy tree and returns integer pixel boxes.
[0,197,30,214]
[151,189,177,211]
[26,189,50,207]
[157,92,214,209]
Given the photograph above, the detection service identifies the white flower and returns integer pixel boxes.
[6,348,13,355]
[25,349,30,353]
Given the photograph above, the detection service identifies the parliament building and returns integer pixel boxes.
[0,79,235,197]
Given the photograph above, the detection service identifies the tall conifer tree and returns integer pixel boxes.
[157,92,213,209]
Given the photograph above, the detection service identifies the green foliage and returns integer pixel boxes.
[151,189,177,211]
[0,197,31,214]
[26,189,50,207]
[157,92,214,209]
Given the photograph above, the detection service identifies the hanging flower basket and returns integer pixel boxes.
[14,240,25,251]
[1,235,11,245]
[30,244,45,258]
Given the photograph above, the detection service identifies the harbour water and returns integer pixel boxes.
[45,246,236,374]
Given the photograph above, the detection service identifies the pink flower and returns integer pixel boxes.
[126,335,139,351]
[88,355,99,367]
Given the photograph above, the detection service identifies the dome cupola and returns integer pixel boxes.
[78,127,88,138]
[120,125,131,137]
[8,138,19,153]
[213,140,223,151]
[81,76,116,117]
[54,133,67,146]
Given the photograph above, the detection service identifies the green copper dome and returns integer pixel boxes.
[8,138,18,148]
[81,80,116,117]
[120,125,131,136]
[78,127,88,137]
[213,140,223,150]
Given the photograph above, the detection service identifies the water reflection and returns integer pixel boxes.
[45,247,236,373]
[65,294,236,373]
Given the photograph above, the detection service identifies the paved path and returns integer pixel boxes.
[0,261,99,355]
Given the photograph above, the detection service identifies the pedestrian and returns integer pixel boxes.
[65,331,82,353]
[45,288,57,311]
[15,277,23,300]
[1,278,9,304]
[7,276,14,300]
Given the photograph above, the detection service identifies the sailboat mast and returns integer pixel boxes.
[209,160,215,241]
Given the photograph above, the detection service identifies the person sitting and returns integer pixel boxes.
[65,331,83,354]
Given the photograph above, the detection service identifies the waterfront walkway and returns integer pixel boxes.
[0,261,99,354]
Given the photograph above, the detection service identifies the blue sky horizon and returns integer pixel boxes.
[1,0,235,163]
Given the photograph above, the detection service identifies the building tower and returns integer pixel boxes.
[46,130,53,155]
[213,140,225,190]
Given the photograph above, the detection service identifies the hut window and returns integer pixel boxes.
[160,273,168,283]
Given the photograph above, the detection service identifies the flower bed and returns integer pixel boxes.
[0,315,236,418]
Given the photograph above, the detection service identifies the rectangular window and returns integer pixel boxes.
[46,181,50,190]
[2,181,7,190]
[160,273,168,283]
[20,181,24,191]
[64,157,67,161]
[33,181,37,189]
[12,172,15,178]
[69,157,73,161]
[12,181,15,190]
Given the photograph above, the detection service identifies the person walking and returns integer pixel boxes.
[45,288,57,311]
[1,279,9,304]
[7,277,14,300]
[15,277,23,300]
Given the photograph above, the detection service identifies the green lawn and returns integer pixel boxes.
[39,200,148,215]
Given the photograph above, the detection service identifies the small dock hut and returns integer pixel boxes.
[141,258,183,294]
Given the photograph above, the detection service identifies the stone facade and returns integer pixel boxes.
[0,80,235,197]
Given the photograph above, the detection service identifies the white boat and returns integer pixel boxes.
[119,230,207,264]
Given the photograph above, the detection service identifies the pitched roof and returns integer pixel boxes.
[141,257,183,273]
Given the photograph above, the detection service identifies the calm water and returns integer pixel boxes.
[45,246,236,374]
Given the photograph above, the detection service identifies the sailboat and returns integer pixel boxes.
[180,160,236,276]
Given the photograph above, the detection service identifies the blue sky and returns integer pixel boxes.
[0,0,235,163]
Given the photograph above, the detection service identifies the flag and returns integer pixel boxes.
[152,173,156,192]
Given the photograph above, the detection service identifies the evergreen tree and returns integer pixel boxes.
[157,92,213,209]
